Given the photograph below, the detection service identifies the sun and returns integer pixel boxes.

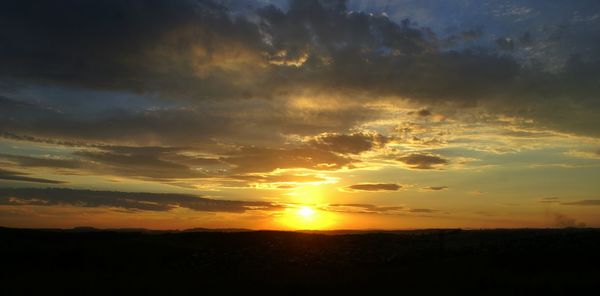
[297,206,315,218]
[276,205,335,230]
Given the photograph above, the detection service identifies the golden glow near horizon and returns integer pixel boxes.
[276,205,336,230]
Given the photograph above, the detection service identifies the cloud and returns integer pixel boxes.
[442,28,484,47]
[310,132,388,154]
[0,187,280,213]
[500,129,555,138]
[74,147,210,180]
[0,98,245,146]
[0,169,65,184]
[0,142,351,185]
[539,197,561,203]
[0,153,81,169]
[276,185,295,189]
[0,94,379,148]
[345,183,401,192]
[417,109,432,117]
[421,186,448,191]
[232,173,327,184]
[561,200,600,206]
[221,146,355,173]
[228,173,332,189]
[564,150,600,160]
[540,197,561,203]
[397,153,449,169]
[0,0,599,149]
[0,0,268,98]
[323,203,404,214]
[0,145,221,181]
[409,109,432,117]
[408,208,438,213]
[495,37,515,51]
[322,203,438,215]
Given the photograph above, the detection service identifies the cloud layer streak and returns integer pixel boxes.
[0,188,279,212]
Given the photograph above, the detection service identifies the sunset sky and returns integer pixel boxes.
[1,0,599,230]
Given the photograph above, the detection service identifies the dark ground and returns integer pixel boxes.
[1,227,599,294]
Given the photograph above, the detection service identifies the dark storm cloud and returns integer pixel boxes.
[345,183,401,192]
[0,0,266,97]
[441,28,484,47]
[519,32,533,46]
[310,132,388,154]
[397,153,449,169]
[0,187,279,212]
[495,37,515,51]
[0,0,521,103]
[0,169,65,184]
[0,0,599,141]
[258,10,520,104]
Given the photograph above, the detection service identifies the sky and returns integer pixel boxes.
[0,0,599,230]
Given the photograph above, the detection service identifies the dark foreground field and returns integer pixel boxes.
[1,227,599,294]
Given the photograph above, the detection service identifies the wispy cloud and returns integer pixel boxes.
[397,153,449,170]
[561,200,600,206]
[421,186,448,191]
[0,187,281,213]
[0,169,65,184]
[344,183,402,192]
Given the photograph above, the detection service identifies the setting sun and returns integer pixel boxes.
[298,206,316,218]
[276,205,335,230]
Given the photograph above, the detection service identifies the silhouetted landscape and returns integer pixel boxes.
[2,227,599,293]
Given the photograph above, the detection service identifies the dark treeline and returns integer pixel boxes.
[1,227,599,294]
